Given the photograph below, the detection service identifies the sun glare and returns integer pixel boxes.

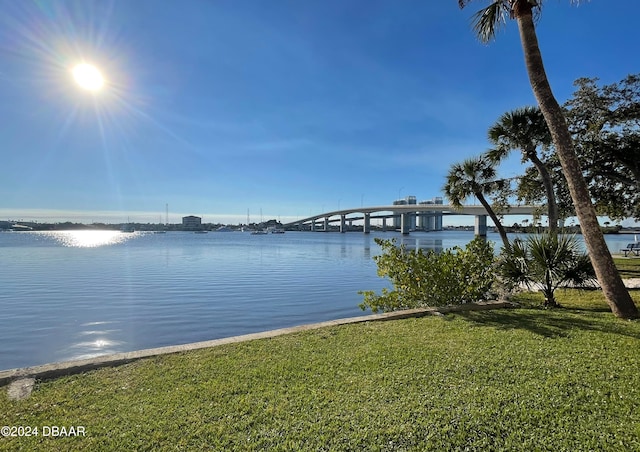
[72,63,105,91]
[43,230,133,247]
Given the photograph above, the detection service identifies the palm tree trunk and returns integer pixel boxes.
[515,6,638,319]
[475,191,510,249]
[527,150,558,235]
[543,269,556,307]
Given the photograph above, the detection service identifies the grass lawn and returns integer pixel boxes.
[614,257,640,279]
[2,290,640,451]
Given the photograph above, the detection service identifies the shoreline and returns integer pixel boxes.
[3,280,640,386]
[0,301,512,388]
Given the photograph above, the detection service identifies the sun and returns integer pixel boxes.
[72,63,105,91]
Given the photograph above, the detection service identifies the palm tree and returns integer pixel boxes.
[499,234,596,307]
[443,156,510,248]
[486,106,559,235]
[458,0,638,319]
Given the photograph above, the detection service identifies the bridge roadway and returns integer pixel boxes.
[284,204,539,236]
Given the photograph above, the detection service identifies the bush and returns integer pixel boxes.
[497,233,596,307]
[359,237,496,313]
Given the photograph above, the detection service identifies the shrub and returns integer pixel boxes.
[359,237,496,313]
[497,233,596,307]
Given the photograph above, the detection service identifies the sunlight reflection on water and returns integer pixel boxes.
[66,321,125,360]
[65,338,125,361]
[39,230,139,248]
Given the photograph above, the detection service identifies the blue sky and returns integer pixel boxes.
[2,0,639,225]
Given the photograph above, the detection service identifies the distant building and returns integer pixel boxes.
[393,196,416,229]
[182,215,202,230]
[392,196,443,231]
[418,197,443,231]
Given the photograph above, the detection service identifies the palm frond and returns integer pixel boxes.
[499,233,596,303]
[471,2,509,43]
[485,146,508,163]
[563,253,597,287]
[462,1,555,38]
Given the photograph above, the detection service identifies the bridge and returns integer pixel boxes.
[283,204,539,236]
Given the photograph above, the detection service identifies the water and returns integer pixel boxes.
[0,229,633,370]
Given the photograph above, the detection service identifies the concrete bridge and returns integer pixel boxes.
[284,204,539,236]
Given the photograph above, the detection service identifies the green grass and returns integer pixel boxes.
[614,257,640,279]
[2,291,640,451]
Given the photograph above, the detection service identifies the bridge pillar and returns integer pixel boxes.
[340,215,346,233]
[475,215,487,237]
[323,217,329,232]
[363,213,371,234]
[401,213,410,235]
[382,217,387,232]
[310,219,316,232]
[435,212,443,231]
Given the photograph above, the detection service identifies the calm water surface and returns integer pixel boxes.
[0,230,633,370]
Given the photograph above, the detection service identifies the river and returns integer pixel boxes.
[0,229,633,370]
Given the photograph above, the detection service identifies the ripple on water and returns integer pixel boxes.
[2,230,631,369]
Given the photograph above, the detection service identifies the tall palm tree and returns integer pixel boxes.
[458,0,638,319]
[443,156,510,248]
[486,106,559,234]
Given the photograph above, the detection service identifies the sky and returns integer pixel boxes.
[2,0,639,226]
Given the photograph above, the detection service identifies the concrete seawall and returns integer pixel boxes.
[1,301,512,388]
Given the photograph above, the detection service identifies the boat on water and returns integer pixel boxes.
[250,226,284,234]
[264,226,285,234]
[194,230,209,234]
[10,224,33,231]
